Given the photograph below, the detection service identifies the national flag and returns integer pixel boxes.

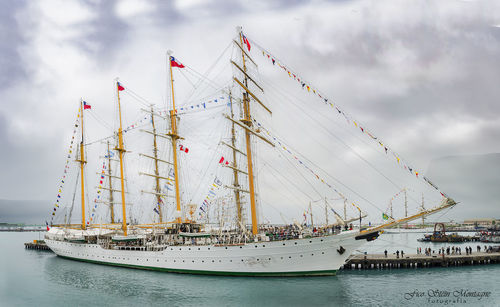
[117,82,125,91]
[83,101,91,110]
[382,213,389,220]
[242,34,251,51]
[170,56,185,68]
[46,221,50,231]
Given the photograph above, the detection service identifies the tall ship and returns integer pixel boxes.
[45,28,456,276]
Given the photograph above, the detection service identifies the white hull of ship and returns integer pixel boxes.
[45,229,365,276]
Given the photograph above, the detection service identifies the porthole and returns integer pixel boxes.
[300,255,303,257]
[294,242,297,245]
[240,246,242,249]
[289,256,291,259]
[309,241,312,243]
[283,243,285,246]
[322,252,325,255]
[212,260,215,263]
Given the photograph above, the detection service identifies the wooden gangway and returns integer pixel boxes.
[343,252,500,270]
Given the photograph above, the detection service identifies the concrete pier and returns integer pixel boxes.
[343,252,500,270]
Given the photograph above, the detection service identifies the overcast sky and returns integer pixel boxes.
[1,0,499,223]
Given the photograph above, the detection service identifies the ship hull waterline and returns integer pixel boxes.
[45,229,366,277]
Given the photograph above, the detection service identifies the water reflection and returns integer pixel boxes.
[43,255,353,306]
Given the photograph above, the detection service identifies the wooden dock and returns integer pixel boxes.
[343,252,500,270]
[24,240,51,251]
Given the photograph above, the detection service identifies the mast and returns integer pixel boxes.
[106,141,115,223]
[229,92,243,227]
[324,197,328,226]
[167,52,182,224]
[77,100,86,230]
[344,198,347,221]
[404,188,408,228]
[238,29,259,235]
[151,106,163,223]
[421,193,425,227]
[309,201,314,228]
[116,81,128,236]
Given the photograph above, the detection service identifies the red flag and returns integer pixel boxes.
[170,56,185,68]
[83,101,91,110]
[242,34,251,51]
[219,156,225,164]
[117,82,125,91]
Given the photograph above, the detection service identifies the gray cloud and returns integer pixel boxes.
[0,0,499,223]
[0,0,27,89]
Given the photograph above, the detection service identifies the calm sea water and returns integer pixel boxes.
[1,231,498,306]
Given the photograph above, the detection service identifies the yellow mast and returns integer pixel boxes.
[77,100,86,230]
[167,53,182,223]
[150,106,163,223]
[106,140,115,224]
[116,81,128,236]
[238,29,259,235]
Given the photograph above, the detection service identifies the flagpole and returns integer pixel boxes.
[75,99,87,230]
[116,81,128,236]
[237,27,259,236]
[167,51,182,224]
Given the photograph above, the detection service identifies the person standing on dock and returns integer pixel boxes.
[396,250,399,258]
[401,250,404,258]
[384,250,388,258]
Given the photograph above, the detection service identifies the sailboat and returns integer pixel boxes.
[45,28,456,276]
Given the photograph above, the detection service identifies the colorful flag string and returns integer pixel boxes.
[50,107,82,224]
[157,96,228,116]
[251,118,362,214]
[198,177,223,217]
[247,36,447,198]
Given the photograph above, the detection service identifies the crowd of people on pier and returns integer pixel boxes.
[382,245,496,258]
